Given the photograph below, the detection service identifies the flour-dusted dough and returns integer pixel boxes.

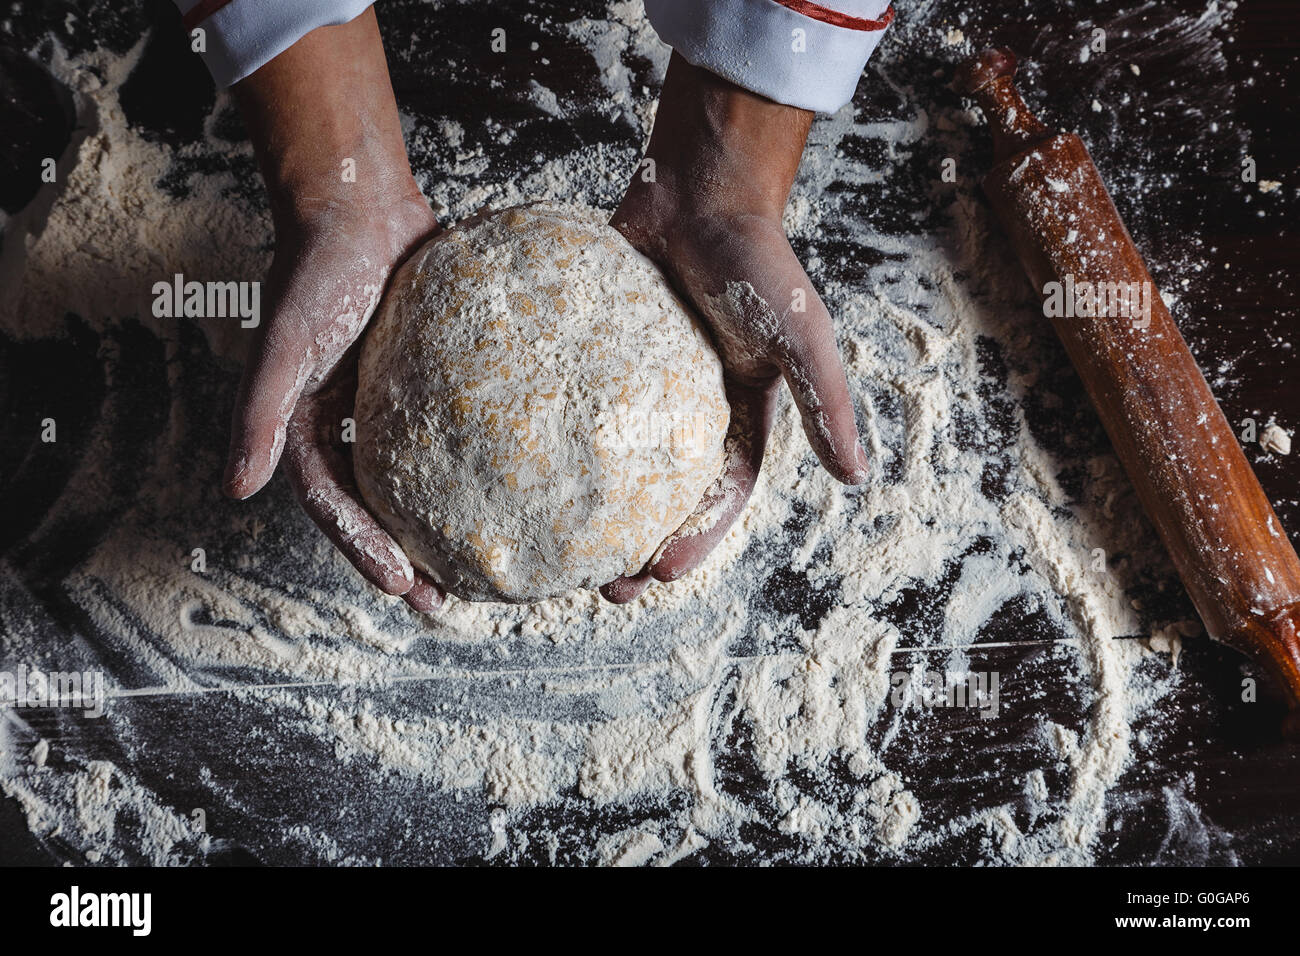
[354,202,730,603]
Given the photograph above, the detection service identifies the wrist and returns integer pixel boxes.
[233,11,419,234]
[634,52,812,220]
[263,159,426,242]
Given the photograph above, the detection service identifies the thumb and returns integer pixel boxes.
[224,248,384,499]
[776,284,869,485]
[224,304,317,499]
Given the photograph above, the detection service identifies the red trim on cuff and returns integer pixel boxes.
[182,0,236,31]
[769,0,895,31]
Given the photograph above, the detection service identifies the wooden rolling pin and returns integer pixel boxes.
[957,48,1300,730]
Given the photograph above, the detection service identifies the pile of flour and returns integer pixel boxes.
[0,0,1249,865]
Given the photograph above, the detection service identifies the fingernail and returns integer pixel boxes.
[406,589,442,614]
[224,455,249,498]
[851,440,870,483]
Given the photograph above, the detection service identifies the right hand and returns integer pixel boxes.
[600,54,868,604]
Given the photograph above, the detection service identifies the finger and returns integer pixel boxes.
[224,308,316,500]
[224,253,382,501]
[282,417,415,597]
[650,382,775,582]
[775,289,869,485]
[404,571,445,613]
[600,568,654,604]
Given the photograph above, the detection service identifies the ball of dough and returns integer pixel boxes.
[354,202,730,603]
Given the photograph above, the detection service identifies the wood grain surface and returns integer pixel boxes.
[0,0,1296,865]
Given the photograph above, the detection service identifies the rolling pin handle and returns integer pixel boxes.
[958,47,1054,163]
[954,46,1019,95]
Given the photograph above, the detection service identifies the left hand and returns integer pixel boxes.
[224,12,444,613]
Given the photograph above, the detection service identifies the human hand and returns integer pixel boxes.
[224,11,443,612]
[602,54,868,603]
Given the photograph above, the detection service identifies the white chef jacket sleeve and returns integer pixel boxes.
[174,0,376,88]
[643,0,895,113]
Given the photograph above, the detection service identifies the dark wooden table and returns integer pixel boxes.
[0,0,1296,865]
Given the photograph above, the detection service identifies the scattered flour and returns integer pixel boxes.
[1260,422,1291,456]
[0,0,1233,865]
